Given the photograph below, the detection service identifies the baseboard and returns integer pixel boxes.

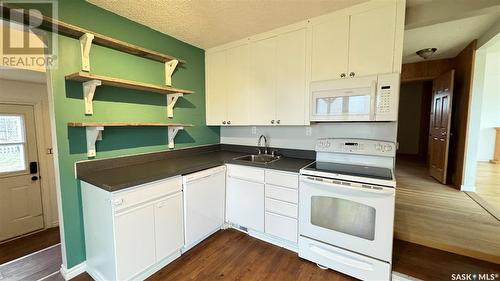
[60,262,86,280]
[460,184,475,192]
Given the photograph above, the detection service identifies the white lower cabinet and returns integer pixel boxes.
[81,176,184,281]
[226,165,299,249]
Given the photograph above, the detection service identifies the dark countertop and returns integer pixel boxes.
[78,148,314,192]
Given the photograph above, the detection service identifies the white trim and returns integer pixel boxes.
[45,68,68,269]
[36,270,60,281]
[461,184,476,192]
[60,261,87,281]
[392,271,422,281]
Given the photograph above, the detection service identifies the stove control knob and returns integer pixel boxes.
[385,144,393,151]
[375,143,382,151]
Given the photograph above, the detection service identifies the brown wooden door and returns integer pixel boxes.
[428,70,454,183]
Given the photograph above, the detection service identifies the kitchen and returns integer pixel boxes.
[0,1,499,281]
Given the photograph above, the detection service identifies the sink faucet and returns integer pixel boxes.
[257,135,268,155]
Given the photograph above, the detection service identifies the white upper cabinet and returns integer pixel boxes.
[206,50,227,126]
[311,15,349,82]
[348,4,397,77]
[226,44,251,125]
[276,28,308,125]
[250,36,277,125]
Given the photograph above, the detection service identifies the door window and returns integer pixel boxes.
[311,196,376,240]
[0,115,27,173]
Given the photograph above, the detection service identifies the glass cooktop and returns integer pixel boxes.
[304,161,393,181]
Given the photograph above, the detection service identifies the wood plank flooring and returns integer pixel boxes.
[0,227,60,265]
[475,161,500,214]
[0,244,61,281]
[394,156,500,263]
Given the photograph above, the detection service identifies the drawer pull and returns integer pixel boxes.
[112,198,124,206]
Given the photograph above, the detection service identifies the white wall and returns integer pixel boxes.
[397,82,423,154]
[220,122,397,150]
[477,45,500,161]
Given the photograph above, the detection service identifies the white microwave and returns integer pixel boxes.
[310,73,400,122]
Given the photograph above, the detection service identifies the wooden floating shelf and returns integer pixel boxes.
[68,122,193,156]
[1,5,185,64]
[67,122,193,127]
[65,72,194,95]
[65,72,194,117]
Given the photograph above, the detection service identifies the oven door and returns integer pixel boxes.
[310,81,377,122]
[299,175,394,262]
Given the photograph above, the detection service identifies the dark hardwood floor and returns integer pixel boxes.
[0,227,60,264]
[0,244,61,280]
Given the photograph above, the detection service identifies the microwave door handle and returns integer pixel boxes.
[301,176,394,196]
[370,80,377,121]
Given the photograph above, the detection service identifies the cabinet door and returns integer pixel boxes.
[276,28,308,125]
[348,4,396,77]
[226,44,250,125]
[226,177,264,232]
[206,50,227,125]
[114,205,156,281]
[154,192,184,261]
[311,15,349,81]
[250,36,277,125]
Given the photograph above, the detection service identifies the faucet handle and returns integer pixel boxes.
[256,148,262,155]
[271,149,279,157]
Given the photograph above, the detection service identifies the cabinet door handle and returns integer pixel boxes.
[222,121,226,125]
[227,121,231,125]
[349,72,355,78]
[276,120,280,124]
[112,198,124,206]
[340,73,346,78]
[271,120,275,124]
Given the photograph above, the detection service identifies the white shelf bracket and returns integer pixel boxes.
[83,80,102,115]
[86,126,104,157]
[80,33,95,72]
[166,93,183,118]
[164,59,179,86]
[168,126,184,149]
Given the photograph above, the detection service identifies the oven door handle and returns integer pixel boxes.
[300,176,394,196]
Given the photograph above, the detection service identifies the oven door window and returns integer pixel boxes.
[311,196,376,241]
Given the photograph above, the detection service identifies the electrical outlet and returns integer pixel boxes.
[252,126,257,135]
[306,126,312,136]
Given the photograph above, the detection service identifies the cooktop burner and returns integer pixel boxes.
[304,161,393,181]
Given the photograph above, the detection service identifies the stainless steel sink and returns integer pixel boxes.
[233,154,281,164]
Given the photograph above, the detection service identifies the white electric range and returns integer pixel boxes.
[298,138,396,281]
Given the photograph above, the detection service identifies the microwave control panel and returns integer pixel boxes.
[375,73,400,121]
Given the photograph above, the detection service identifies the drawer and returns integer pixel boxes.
[265,184,298,204]
[265,198,297,218]
[227,164,265,183]
[265,170,298,189]
[112,176,182,211]
[265,212,297,243]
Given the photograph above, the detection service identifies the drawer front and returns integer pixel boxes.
[265,212,298,243]
[265,198,297,218]
[227,164,265,183]
[265,170,298,189]
[112,176,182,211]
[265,184,298,204]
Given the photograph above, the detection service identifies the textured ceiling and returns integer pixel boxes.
[403,13,500,63]
[86,0,367,49]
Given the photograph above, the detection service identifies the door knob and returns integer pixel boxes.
[340,73,346,78]
[31,176,39,181]
[349,72,355,78]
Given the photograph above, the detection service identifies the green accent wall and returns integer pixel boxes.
[38,0,218,267]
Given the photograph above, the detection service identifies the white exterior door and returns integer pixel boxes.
[0,104,43,241]
[250,36,277,126]
[114,204,156,281]
[348,4,396,77]
[276,28,308,125]
[226,44,251,125]
[206,50,227,125]
[311,15,349,82]
[154,193,184,261]
[226,177,264,232]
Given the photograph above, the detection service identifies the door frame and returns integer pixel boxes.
[0,84,57,232]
